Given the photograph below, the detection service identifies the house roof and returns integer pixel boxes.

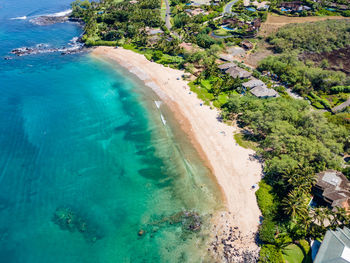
[145,27,163,35]
[314,170,350,208]
[218,63,252,79]
[226,67,251,79]
[219,54,235,62]
[218,63,236,70]
[314,227,350,263]
[250,86,278,98]
[242,78,266,89]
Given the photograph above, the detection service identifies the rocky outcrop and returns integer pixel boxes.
[29,15,69,26]
[11,37,85,57]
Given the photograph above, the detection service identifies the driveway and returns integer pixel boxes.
[164,0,171,30]
[223,0,239,16]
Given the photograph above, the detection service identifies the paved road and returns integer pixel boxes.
[333,97,350,112]
[164,0,171,30]
[223,0,239,16]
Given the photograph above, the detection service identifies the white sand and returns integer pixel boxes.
[91,46,262,249]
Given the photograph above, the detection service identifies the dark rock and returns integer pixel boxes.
[30,15,69,26]
[138,229,145,236]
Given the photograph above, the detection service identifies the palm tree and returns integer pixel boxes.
[282,189,308,221]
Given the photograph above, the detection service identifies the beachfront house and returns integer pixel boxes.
[242,78,266,89]
[314,227,350,263]
[250,86,279,98]
[312,170,350,211]
[218,63,252,79]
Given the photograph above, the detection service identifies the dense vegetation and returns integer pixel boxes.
[268,20,350,53]
[258,20,350,110]
[258,52,348,96]
[221,95,349,262]
[72,0,163,45]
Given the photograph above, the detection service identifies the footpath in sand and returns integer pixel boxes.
[91,46,263,255]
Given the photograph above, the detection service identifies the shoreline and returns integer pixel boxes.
[91,46,263,254]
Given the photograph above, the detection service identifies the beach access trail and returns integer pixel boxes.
[91,46,263,249]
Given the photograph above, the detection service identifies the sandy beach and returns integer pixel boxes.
[91,46,263,254]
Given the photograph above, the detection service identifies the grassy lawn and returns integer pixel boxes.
[188,82,214,105]
[283,244,304,263]
[282,242,312,263]
[233,133,258,150]
[213,28,230,36]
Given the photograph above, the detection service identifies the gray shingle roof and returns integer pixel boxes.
[218,63,236,70]
[250,86,278,98]
[242,78,266,89]
[315,227,350,263]
[218,63,252,79]
[226,67,251,79]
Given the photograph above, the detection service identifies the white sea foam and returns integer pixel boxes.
[11,16,27,20]
[49,9,72,17]
[160,114,167,125]
[11,9,71,21]
[154,101,162,109]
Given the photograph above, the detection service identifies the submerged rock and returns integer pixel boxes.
[150,210,202,232]
[29,15,69,26]
[138,229,145,236]
[52,207,103,243]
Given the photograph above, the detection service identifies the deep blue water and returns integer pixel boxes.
[0,1,221,262]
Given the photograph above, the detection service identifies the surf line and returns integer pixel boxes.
[154,101,166,125]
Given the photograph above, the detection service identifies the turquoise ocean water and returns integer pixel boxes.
[0,1,222,262]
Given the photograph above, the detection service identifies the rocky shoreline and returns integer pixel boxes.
[10,37,86,57]
[28,10,83,26]
[208,211,259,263]
[4,11,86,60]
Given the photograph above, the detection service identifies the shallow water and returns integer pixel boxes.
[0,1,222,262]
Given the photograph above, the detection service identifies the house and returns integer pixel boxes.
[250,86,279,98]
[218,63,252,79]
[218,63,236,70]
[226,67,251,79]
[185,8,208,16]
[314,227,350,263]
[240,40,253,50]
[280,1,311,12]
[312,170,350,211]
[145,27,163,35]
[222,18,245,28]
[219,54,235,62]
[242,78,265,89]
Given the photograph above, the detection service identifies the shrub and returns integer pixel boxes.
[256,180,276,217]
[259,217,277,243]
[330,86,350,94]
[259,245,284,263]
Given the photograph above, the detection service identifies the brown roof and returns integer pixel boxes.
[226,67,251,79]
[314,170,350,210]
[218,63,252,79]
